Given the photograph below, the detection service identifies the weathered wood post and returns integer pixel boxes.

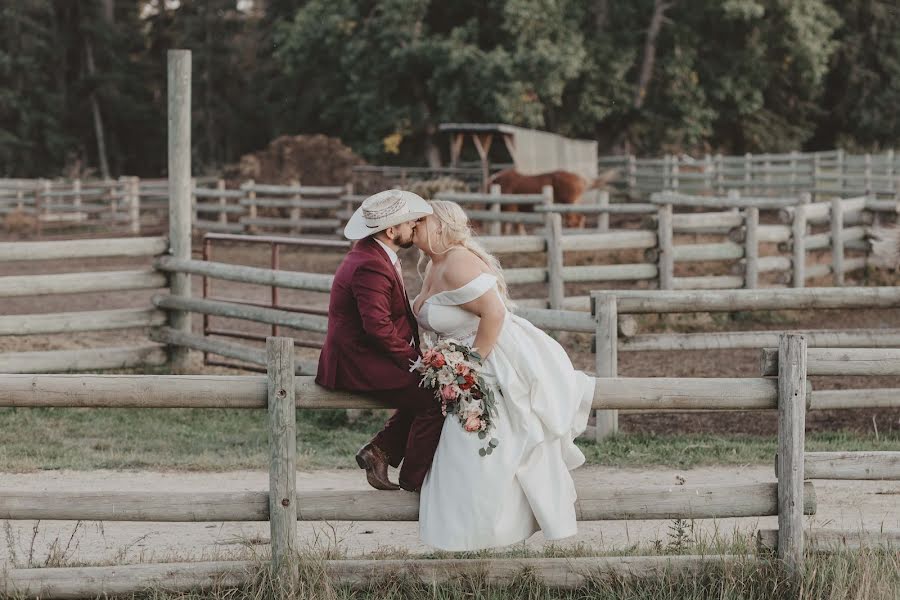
[789,151,798,196]
[627,154,637,199]
[189,177,197,234]
[744,153,752,194]
[830,196,844,286]
[657,199,674,290]
[290,178,302,234]
[73,178,84,223]
[216,178,227,226]
[777,333,807,575]
[744,204,759,289]
[489,183,502,236]
[543,185,564,310]
[836,148,845,195]
[596,189,609,232]
[267,336,297,590]
[167,49,192,372]
[791,193,810,288]
[864,153,872,196]
[245,179,257,233]
[811,153,821,201]
[129,176,141,234]
[592,292,618,439]
[341,182,354,236]
[715,154,725,196]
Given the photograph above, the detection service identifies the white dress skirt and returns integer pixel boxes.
[414,273,594,551]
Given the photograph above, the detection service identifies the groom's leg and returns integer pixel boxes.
[369,386,439,468]
[397,389,445,491]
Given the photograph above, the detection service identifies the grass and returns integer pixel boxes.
[4,526,899,600]
[0,406,897,471]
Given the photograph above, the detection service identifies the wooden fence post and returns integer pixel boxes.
[864,153,872,196]
[217,179,227,226]
[627,154,637,199]
[129,176,141,235]
[167,49,192,372]
[592,293,618,439]
[744,153,752,194]
[489,183,502,236]
[657,201,674,290]
[341,182,354,236]
[777,333,807,575]
[543,185,564,310]
[290,178,302,234]
[744,205,759,289]
[73,178,84,223]
[715,154,724,196]
[812,153,820,201]
[791,194,809,288]
[789,151,798,196]
[596,189,609,232]
[245,179,257,233]
[836,148,845,195]
[267,336,297,590]
[830,196,844,286]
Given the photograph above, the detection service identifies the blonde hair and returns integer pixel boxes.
[417,200,515,308]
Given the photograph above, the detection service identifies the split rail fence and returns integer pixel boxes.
[5,333,897,598]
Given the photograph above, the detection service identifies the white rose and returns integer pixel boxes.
[437,369,455,385]
[444,351,465,366]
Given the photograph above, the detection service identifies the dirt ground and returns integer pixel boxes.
[1,466,897,566]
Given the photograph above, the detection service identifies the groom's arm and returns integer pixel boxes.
[350,262,420,369]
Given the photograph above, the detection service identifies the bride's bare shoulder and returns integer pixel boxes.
[444,247,489,288]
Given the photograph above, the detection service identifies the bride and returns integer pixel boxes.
[410,200,595,551]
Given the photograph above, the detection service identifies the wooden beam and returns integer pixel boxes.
[757,528,900,552]
[0,482,815,522]
[0,308,165,336]
[155,257,334,292]
[0,270,166,298]
[761,347,900,376]
[804,451,900,480]
[0,345,166,374]
[0,237,167,262]
[152,294,329,333]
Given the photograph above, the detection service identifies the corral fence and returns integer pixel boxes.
[1,334,898,598]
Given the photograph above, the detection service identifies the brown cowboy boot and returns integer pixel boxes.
[355,442,400,491]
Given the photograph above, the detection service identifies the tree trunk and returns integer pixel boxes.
[633,0,674,110]
[84,38,111,180]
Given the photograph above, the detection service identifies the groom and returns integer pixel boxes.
[316,189,443,492]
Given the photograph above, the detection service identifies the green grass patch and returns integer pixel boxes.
[1,407,897,471]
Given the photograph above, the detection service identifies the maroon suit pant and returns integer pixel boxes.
[368,385,444,490]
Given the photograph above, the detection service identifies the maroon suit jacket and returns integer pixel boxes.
[316,237,421,391]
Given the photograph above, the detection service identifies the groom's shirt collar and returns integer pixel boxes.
[373,237,399,266]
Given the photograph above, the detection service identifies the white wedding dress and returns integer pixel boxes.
[414,273,595,551]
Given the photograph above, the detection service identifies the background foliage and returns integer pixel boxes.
[1,0,898,177]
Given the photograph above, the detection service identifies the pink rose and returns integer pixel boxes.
[455,364,470,376]
[440,385,457,402]
[431,353,446,368]
[464,416,482,432]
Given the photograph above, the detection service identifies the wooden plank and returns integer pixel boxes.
[810,388,900,410]
[672,242,744,262]
[757,528,900,552]
[791,203,807,287]
[0,375,780,410]
[0,345,166,374]
[155,257,334,292]
[560,230,657,252]
[149,327,319,375]
[805,451,900,480]
[0,269,166,298]
[239,216,341,229]
[625,329,900,353]
[2,556,758,598]
[267,338,297,587]
[0,237,167,262]
[0,482,815,522]
[503,267,546,284]
[545,192,565,310]
[152,294,329,333]
[777,333,807,574]
[563,264,658,282]
[436,192,544,204]
[761,347,900,376]
[479,235,545,254]
[0,308,165,336]
[607,287,900,314]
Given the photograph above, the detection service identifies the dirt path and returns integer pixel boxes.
[2,466,897,567]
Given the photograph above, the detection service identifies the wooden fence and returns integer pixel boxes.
[598,149,900,201]
[0,236,170,373]
[7,333,899,597]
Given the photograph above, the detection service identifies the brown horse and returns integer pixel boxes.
[488,168,618,233]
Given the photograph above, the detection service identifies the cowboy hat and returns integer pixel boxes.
[343,189,433,240]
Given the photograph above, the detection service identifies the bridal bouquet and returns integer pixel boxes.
[410,335,500,457]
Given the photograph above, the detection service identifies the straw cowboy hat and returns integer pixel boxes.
[344,189,433,240]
